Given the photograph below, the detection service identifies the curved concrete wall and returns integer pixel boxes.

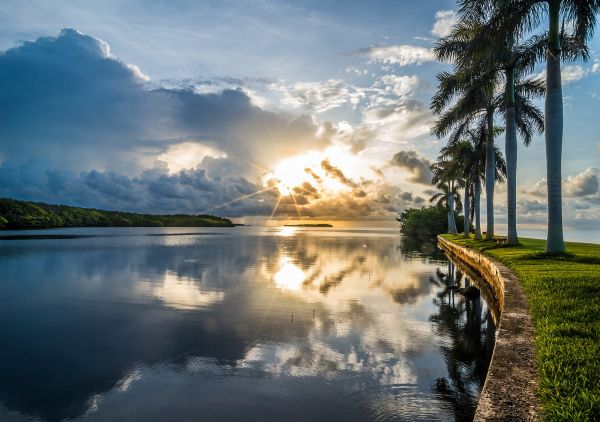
[437,236,541,421]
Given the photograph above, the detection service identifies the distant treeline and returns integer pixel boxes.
[0,198,234,229]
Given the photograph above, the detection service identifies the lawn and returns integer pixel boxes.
[441,234,600,421]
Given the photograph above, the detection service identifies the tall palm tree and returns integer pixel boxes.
[463,0,599,252]
[430,160,464,234]
[440,123,507,239]
[431,68,498,240]
[439,140,474,238]
[436,17,545,245]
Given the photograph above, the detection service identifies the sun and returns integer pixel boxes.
[263,153,321,196]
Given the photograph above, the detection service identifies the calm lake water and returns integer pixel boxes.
[0,227,495,422]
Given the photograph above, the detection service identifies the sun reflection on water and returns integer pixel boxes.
[277,226,296,236]
[273,257,305,291]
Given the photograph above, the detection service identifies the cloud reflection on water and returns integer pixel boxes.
[0,227,491,422]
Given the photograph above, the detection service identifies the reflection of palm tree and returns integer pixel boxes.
[429,260,495,420]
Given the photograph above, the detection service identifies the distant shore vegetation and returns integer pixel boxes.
[284,223,333,227]
[0,198,234,229]
[398,206,467,241]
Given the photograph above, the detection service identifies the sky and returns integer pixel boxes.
[0,0,599,229]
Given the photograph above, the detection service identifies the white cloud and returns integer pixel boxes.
[535,60,600,84]
[272,79,367,113]
[360,45,436,67]
[523,167,600,200]
[431,10,458,38]
[564,167,599,197]
[126,63,151,82]
[375,74,423,98]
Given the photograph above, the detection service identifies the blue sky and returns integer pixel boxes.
[0,0,599,230]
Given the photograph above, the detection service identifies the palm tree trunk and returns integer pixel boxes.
[463,183,470,237]
[545,0,565,253]
[474,179,482,239]
[449,181,457,234]
[505,67,518,245]
[449,193,457,234]
[485,107,495,240]
[447,191,452,233]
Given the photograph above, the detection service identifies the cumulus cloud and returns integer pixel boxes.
[375,74,423,98]
[0,28,332,175]
[525,167,599,198]
[362,100,433,144]
[0,28,356,216]
[535,61,599,84]
[0,159,276,216]
[517,168,600,227]
[357,45,436,67]
[431,10,458,38]
[272,79,367,113]
[0,28,434,220]
[388,150,432,184]
[564,167,599,197]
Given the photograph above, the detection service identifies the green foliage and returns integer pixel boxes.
[442,234,600,420]
[398,206,465,240]
[0,198,234,229]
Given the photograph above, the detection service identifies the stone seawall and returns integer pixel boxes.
[437,236,540,421]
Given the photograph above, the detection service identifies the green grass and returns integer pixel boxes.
[441,234,600,421]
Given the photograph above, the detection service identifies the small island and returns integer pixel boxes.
[284,223,333,227]
[0,198,235,229]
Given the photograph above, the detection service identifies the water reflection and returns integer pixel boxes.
[0,228,495,421]
[429,260,496,421]
[153,271,225,310]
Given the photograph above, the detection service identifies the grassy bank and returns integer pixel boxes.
[441,234,600,420]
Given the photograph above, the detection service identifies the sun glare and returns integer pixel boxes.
[273,257,305,291]
[264,153,319,196]
[263,151,357,197]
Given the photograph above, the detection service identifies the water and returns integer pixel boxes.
[0,227,495,422]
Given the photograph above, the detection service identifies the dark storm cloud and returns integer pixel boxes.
[0,29,332,214]
[388,150,432,184]
[0,160,274,217]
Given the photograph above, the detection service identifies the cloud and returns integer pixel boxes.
[0,159,278,216]
[357,45,436,67]
[535,60,599,84]
[431,10,458,38]
[0,29,333,175]
[272,79,367,113]
[375,74,423,98]
[0,29,437,220]
[320,159,358,188]
[516,168,600,227]
[525,167,599,198]
[388,150,432,184]
[564,167,599,197]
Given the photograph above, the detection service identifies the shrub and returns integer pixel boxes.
[398,206,465,240]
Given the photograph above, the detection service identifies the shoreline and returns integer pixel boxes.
[438,235,540,421]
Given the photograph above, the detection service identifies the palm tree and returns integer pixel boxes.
[432,40,503,239]
[439,140,474,238]
[440,123,507,239]
[436,17,546,245]
[430,160,464,234]
[463,0,599,251]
